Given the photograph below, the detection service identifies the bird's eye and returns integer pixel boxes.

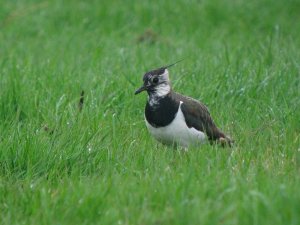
[152,77,159,84]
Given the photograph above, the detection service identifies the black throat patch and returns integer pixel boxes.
[145,93,180,128]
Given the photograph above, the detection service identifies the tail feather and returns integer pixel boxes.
[218,136,234,147]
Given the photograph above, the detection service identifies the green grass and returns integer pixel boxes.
[0,0,300,224]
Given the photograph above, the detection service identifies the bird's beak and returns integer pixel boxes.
[134,85,147,95]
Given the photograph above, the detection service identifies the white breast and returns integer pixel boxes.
[145,101,207,148]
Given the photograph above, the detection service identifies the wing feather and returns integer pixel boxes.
[172,92,226,141]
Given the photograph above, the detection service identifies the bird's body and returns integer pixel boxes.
[145,99,206,147]
[135,64,232,148]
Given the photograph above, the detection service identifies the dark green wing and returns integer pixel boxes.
[173,92,226,141]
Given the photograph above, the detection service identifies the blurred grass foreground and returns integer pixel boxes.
[0,0,300,224]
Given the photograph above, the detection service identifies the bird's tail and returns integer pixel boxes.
[218,135,234,147]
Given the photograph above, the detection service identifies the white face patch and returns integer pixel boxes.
[154,83,171,97]
[148,69,171,107]
[158,69,170,84]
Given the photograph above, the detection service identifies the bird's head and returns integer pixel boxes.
[135,67,171,97]
[135,60,184,97]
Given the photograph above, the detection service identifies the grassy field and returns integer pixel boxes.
[0,0,300,224]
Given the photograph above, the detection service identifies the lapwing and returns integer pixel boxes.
[135,62,233,148]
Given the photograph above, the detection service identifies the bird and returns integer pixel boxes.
[135,61,233,148]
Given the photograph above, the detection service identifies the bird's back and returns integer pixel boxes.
[170,91,232,145]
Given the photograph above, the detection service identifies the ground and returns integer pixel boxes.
[0,0,300,224]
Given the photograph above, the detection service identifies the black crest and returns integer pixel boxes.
[143,59,185,80]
